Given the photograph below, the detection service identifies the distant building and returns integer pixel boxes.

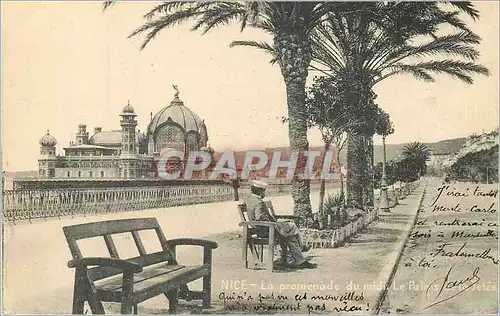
[428,128,499,172]
[38,90,212,179]
[458,128,499,157]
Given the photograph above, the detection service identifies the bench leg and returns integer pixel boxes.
[166,289,178,314]
[72,268,86,314]
[242,228,248,268]
[88,295,105,315]
[242,241,248,268]
[120,300,133,315]
[72,288,85,314]
[202,247,213,308]
[249,243,260,263]
[121,272,134,314]
[267,229,275,272]
[202,274,211,308]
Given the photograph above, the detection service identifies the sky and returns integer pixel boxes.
[1,2,499,172]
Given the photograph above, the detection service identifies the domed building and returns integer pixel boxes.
[37,87,212,179]
[146,88,208,155]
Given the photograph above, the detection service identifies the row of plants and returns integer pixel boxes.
[314,180,418,231]
[373,142,431,189]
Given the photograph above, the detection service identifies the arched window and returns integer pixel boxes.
[186,132,199,151]
[154,125,184,152]
[199,124,208,147]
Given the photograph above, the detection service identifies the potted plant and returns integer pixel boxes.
[322,193,345,230]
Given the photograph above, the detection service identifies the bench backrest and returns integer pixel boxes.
[237,202,249,222]
[63,217,175,281]
[237,200,276,223]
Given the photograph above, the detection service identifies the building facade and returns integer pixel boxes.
[38,90,212,179]
[427,128,499,172]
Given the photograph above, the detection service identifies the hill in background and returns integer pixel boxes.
[262,137,467,166]
[5,137,468,178]
[370,137,467,164]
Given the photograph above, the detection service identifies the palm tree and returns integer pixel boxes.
[309,2,489,208]
[305,76,362,220]
[402,142,431,177]
[104,1,348,225]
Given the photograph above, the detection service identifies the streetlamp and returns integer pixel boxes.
[379,135,390,212]
[392,157,399,206]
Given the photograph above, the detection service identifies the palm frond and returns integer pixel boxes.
[143,2,197,20]
[386,31,481,63]
[434,10,473,33]
[103,0,117,11]
[388,60,489,84]
[447,1,480,20]
[379,67,435,83]
[196,6,246,35]
[229,40,277,64]
[240,2,261,32]
[128,8,203,49]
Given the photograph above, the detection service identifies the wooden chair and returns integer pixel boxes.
[237,200,299,272]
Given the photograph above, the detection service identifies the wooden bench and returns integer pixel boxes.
[63,217,218,314]
[237,200,299,272]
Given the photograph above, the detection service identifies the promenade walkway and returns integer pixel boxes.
[2,184,410,314]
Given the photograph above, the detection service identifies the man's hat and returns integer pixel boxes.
[251,180,268,189]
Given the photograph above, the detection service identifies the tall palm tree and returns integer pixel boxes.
[104,1,347,224]
[402,142,431,177]
[309,2,489,208]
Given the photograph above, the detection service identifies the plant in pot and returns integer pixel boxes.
[321,193,345,230]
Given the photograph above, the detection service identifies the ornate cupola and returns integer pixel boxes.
[120,100,138,155]
[38,129,57,178]
[119,100,138,179]
[39,129,57,155]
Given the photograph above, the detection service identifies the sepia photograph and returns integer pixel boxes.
[1,1,498,315]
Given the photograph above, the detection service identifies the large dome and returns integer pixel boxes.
[147,95,204,136]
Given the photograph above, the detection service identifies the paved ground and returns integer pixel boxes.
[3,181,416,315]
[381,178,498,314]
[3,187,339,313]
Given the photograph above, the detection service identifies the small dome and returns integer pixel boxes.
[39,130,57,147]
[201,145,214,154]
[122,100,135,114]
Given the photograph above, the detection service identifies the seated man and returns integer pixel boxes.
[245,180,316,269]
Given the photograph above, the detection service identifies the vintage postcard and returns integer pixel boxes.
[1,2,498,315]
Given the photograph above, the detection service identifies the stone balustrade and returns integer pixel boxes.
[2,182,320,223]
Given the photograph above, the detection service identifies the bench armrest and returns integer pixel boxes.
[274,215,300,220]
[167,238,218,249]
[67,257,143,273]
[239,221,279,228]
[167,238,218,266]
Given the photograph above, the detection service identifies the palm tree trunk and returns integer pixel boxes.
[346,133,365,208]
[318,141,331,219]
[337,150,344,197]
[365,136,375,208]
[275,32,313,226]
